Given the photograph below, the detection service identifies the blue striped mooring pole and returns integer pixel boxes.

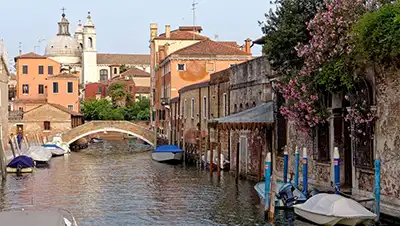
[302,148,308,197]
[374,159,381,221]
[264,152,272,219]
[334,147,340,194]
[283,149,288,183]
[294,146,299,188]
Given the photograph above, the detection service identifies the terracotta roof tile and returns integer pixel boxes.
[172,39,251,56]
[155,30,209,40]
[135,86,150,93]
[47,72,79,79]
[15,52,46,60]
[97,53,150,65]
[219,41,241,48]
[48,103,82,116]
[120,67,150,78]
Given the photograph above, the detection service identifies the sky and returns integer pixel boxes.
[0,0,273,63]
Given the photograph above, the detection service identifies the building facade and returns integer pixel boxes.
[44,12,150,84]
[8,103,84,139]
[0,40,10,151]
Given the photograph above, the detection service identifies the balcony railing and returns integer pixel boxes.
[9,110,23,120]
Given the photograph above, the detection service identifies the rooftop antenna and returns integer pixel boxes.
[191,0,199,40]
[214,34,219,40]
[18,42,22,56]
[37,38,45,53]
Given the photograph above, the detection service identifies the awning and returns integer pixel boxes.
[208,101,275,130]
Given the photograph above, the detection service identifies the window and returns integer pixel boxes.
[223,93,227,116]
[206,62,215,72]
[203,96,207,119]
[22,65,28,74]
[230,64,236,67]
[100,69,108,81]
[67,82,73,93]
[44,121,51,131]
[48,66,53,75]
[98,86,102,94]
[67,105,74,110]
[38,84,44,94]
[18,107,23,112]
[88,37,93,48]
[177,64,186,71]
[314,123,330,162]
[38,65,44,75]
[52,82,59,93]
[22,84,29,94]
[129,86,133,93]
[114,68,117,75]
[191,98,195,118]
[234,104,237,113]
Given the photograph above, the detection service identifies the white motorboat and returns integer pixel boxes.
[201,150,230,170]
[42,143,67,157]
[294,193,376,226]
[26,146,52,165]
[152,145,184,163]
[0,207,78,226]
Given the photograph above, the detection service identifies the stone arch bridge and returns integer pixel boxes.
[59,121,155,146]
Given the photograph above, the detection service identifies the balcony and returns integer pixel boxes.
[161,97,170,106]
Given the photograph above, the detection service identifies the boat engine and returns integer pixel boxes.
[276,183,297,208]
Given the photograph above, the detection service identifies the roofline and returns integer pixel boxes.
[159,55,254,67]
[178,80,210,94]
[170,97,179,103]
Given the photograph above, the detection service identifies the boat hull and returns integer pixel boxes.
[294,207,369,226]
[152,152,183,163]
[6,167,33,173]
[254,181,307,208]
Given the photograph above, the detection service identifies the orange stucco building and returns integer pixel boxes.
[12,52,80,112]
[149,24,254,134]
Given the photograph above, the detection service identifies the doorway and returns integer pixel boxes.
[16,124,24,136]
[343,120,352,189]
[239,136,248,176]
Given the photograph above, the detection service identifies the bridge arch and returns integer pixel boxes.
[59,121,155,146]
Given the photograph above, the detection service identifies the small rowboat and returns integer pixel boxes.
[152,145,183,163]
[294,193,376,226]
[6,156,35,173]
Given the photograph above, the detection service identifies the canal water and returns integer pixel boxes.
[0,140,397,225]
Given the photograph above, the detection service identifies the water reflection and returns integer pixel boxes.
[0,140,397,225]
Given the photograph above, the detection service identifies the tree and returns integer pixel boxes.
[107,82,132,107]
[260,0,324,75]
[119,64,130,73]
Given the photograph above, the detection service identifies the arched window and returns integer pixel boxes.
[88,37,93,48]
[245,103,249,109]
[114,68,117,74]
[234,104,237,113]
[253,102,256,107]
[239,103,243,111]
[100,69,108,81]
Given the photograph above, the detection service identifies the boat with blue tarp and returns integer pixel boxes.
[6,155,35,173]
[152,145,184,163]
[43,143,67,157]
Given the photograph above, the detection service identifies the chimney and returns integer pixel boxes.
[150,23,158,41]
[165,25,171,39]
[244,38,252,54]
[19,50,22,56]
[159,46,165,63]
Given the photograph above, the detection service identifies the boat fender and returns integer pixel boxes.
[277,183,297,208]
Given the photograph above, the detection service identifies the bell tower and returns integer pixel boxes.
[82,12,97,83]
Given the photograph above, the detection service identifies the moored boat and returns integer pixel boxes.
[6,155,35,173]
[0,207,78,226]
[90,137,104,144]
[43,143,67,157]
[26,146,52,166]
[152,145,184,163]
[254,181,308,208]
[293,193,376,226]
[201,150,230,170]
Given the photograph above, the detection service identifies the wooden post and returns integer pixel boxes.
[8,138,16,158]
[0,129,6,180]
[334,147,340,194]
[264,152,271,220]
[235,142,240,183]
[374,159,381,221]
[294,146,300,188]
[209,142,214,177]
[217,129,221,179]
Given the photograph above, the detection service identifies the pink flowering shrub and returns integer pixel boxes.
[277,0,375,133]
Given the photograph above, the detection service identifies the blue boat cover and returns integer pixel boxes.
[154,145,184,153]
[43,144,63,150]
[7,155,34,168]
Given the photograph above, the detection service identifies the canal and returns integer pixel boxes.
[0,140,398,225]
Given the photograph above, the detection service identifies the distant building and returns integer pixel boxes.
[0,40,10,149]
[8,103,84,138]
[84,67,150,101]
[149,24,254,135]
[12,53,80,112]
[43,12,150,84]
[8,74,16,103]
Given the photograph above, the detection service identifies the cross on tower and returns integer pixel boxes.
[61,7,66,17]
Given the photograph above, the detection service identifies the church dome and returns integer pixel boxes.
[45,36,81,57]
[44,13,82,64]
